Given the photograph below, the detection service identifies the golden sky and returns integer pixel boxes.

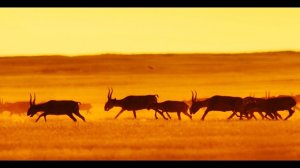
[1,8,300,56]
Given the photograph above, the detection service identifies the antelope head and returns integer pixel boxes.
[104,88,116,111]
[189,91,202,114]
[27,93,38,117]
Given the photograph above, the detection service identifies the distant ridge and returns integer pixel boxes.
[0,50,299,58]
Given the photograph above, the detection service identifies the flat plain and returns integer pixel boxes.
[0,51,300,160]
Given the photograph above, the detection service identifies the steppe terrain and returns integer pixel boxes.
[0,51,300,160]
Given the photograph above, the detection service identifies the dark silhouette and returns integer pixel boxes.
[27,94,85,122]
[242,97,275,120]
[149,100,192,120]
[244,96,297,120]
[190,91,246,120]
[0,100,92,116]
[104,88,168,120]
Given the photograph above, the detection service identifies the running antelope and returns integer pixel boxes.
[244,96,297,120]
[27,94,85,122]
[190,91,246,120]
[242,97,276,120]
[149,100,192,120]
[104,88,168,120]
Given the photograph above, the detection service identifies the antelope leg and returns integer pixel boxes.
[227,111,237,120]
[43,114,47,122]
[177,112,181,120]
[156,109,168,120]
[275,112,283,120]
[284,109,295,120]
[67,114,77,122]
[182,111,192,120]
[251,113,257,120]
[133,110,137,119]
[74,112,86,122]
[201,109,210,120]
[114,109,125,119]
[165,112,172,119]
[258,112,265,120]
[36,113,46,122]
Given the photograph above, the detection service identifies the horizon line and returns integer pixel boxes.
[0,50,299,58]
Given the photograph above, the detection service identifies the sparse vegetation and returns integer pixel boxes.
[0,118,300,160]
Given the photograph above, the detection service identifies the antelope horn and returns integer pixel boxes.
[33,93,36,105]
[265,91,267,99]
[30,93,32,105]
[191,91,194,102]
[107,88,111,99]
[110,88,113,98]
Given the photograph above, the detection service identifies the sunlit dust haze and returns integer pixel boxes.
[1,8,300,160]
[1,8,300,56]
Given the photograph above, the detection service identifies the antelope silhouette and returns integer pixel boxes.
[244,96,297,120]
[242,97,276,120]
[27,94,85,122]
[190,91,246,120]
[149,100,192,120]
[104,88,168,120]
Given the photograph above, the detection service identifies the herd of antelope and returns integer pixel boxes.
[1,88,299,122]
[104,89,299,121]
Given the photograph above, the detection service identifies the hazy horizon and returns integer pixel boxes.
[0,50,299,57]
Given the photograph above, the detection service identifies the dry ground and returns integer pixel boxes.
[0,116,300,160]
[0,51,300,160]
